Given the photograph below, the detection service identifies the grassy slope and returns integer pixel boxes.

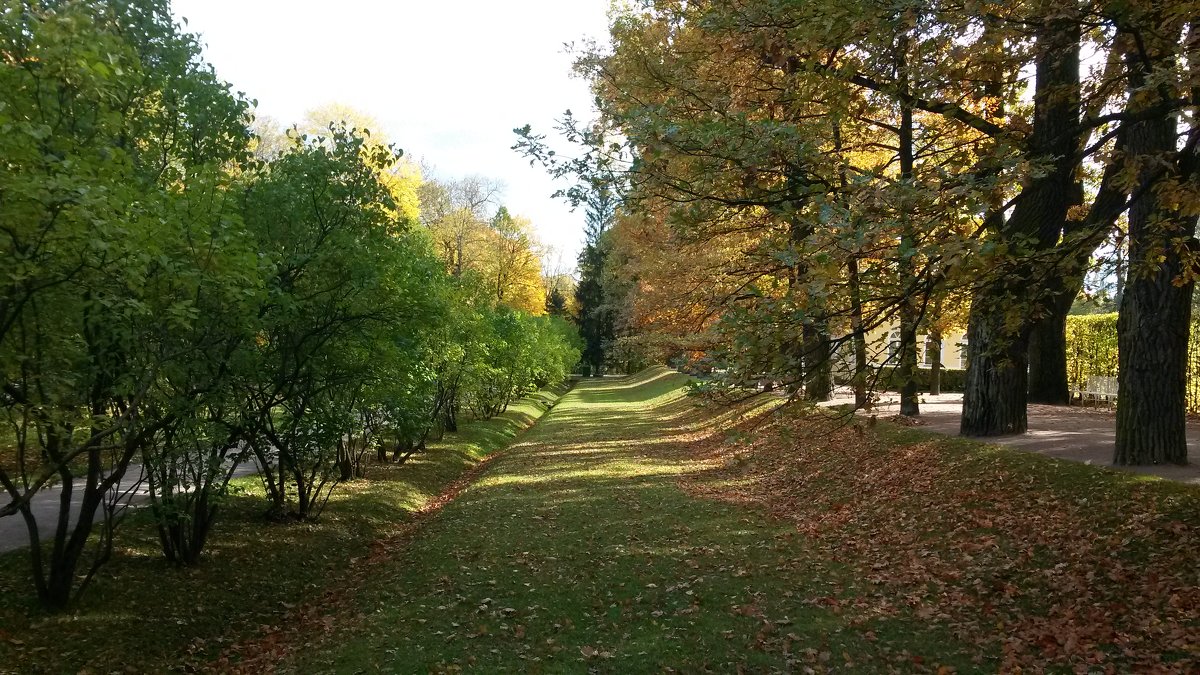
[0,386,567,675]
[288,369,986,674]
[686,401,1200,672]
[5,371,1196,673]
[287,368,1198,674]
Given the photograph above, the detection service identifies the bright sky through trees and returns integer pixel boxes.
[170,0,609,263]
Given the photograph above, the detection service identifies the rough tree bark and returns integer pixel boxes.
[1114,31,1195,466]
[1026,289,1077,405]
[961,293,1031,435]
[833,122,870,408]
[802,322,833,402]
[962,18,1080,434]
[929,330,943,396]
[848,257,870,408]
[895,33,920,417]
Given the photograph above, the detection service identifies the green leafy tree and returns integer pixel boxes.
[514,116,625,376]
[136,179,264,566]
[558,0,1199,462]
[239,125,418,520]
[0,0,252,607]
[576,201,616,376]
[546,286,569,316]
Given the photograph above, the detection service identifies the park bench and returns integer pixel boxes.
[1075,374,1118,405]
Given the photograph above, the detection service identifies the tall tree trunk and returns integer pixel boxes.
[961,298,1030,435]
[1114,33,1194,465]
[962,17,1080,434]
[336,437,353,481]
[848,256,869,408]
[1114,232,1125,306]
[928,330,942,396]
[803,322,832,402]
[897,312,921,415]
[897,309,920,416]
[1027,313,1068,404]
[1018,17,1081,407]
[833,121,869,408]
[895,32,920,417]
[1027,287,1078,405]
[784,172,822,399]
[1115,236,1193,465]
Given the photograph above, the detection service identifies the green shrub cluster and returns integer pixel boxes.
[0,0,580,609]
[876,367,969,393]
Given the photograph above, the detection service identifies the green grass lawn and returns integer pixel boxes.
[3,370,1196,673]
[0,386,567,675]
[281,369,986,674]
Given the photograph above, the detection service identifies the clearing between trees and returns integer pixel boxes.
[266,369,1196,673]
[2,368,1197,673]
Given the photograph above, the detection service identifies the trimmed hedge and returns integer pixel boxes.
[1065,313,1118,391]
[1067,312,1200,413]
[876,367,968,393]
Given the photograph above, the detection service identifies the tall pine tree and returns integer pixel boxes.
[513,114,629,377]
[545,286,568,316]
[576,181,616,376]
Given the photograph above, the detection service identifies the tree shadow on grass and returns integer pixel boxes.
[297,370,984,675]
[0,386,569,674]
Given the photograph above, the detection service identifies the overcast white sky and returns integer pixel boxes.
[171,0,611,267]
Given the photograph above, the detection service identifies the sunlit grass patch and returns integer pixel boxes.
[291,369,1194,673]
[21,368,1189,673]
[291,372,984,674]
[0,386,566,674]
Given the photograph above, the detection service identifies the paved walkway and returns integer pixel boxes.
[0,459,260,554]
[829,390,1200,484]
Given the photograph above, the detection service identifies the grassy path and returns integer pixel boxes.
[3,369,1192,672]
[293,369,977,673]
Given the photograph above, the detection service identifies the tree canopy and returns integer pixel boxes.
[0,0,581,610]
[519,0,1200,464]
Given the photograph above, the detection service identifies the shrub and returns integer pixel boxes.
[876,367,968,393]
[1065,313,1119,391]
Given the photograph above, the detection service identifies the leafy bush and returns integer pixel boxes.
[876,367,968,393]
[1065,313,1119,391]
[0,0,585,610]
[1068,312,1200,413]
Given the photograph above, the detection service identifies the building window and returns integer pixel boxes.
[889,331,930,365]
[887,330,900,359]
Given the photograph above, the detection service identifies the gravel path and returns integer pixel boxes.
[827,390,1200,484]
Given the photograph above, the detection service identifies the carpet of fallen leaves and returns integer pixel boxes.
[168,371,1197,674]
[682,404,1200,673]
